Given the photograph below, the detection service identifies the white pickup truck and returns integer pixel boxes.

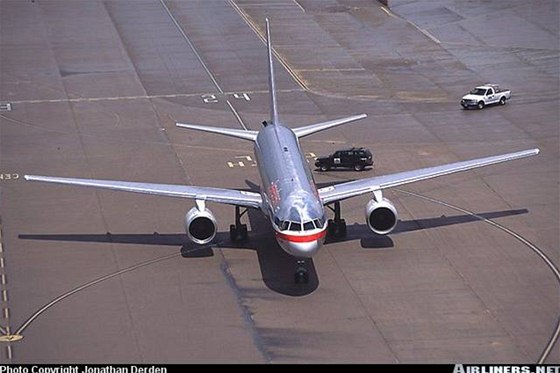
[461,84,511,110]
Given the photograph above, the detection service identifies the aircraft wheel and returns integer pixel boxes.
[230,224,248,242]
[328,219,347,238]
[294,268,309,284]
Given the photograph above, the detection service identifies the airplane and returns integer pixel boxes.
[25,19,539,284]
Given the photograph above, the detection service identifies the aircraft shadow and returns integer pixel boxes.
[244,208,319,296]
[19,208,527,296]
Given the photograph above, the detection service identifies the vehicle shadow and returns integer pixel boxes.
[313,167,373,173]
[460,102,506,112]
[19,208,528,295]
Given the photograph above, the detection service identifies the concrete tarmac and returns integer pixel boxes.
[0,0,558,363]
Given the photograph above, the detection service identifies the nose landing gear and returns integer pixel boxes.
[294,259,309,284]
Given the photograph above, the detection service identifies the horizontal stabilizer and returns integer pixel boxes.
[293,114,367,138]
[176,123,258,141]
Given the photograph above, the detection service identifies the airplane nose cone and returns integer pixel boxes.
[277,237,323,258]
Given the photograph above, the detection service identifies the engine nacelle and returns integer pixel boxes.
[185,205,217,245]
[365,197,398,235]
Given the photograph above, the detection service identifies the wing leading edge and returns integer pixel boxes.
[318,148,540,204]
[24,175,262,209]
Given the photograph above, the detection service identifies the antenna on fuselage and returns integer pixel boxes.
[265,18,279,126]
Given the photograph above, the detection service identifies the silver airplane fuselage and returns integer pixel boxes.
[254,123,327,258]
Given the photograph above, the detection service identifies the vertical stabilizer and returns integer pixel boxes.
[266,18,279,125]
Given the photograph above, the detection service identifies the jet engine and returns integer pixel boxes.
[365,197,398,235]
[185,203,217,245]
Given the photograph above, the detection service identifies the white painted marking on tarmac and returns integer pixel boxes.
[160,0,225,94]
[297,68,365,72]
[9,93,198,105]
[0,226,13,361]
[14,251,183,336]
[232,92,251,101]
[380,6,398,19]
[380,5,440,44]
[7,89,302,106]
[226,100,249,131]
[292,0,305,12]
[201,94,219,103]
[395,188,560,364]
[160,0,252,132]
[0,332,22,342]
[417,27,441,44]
[227,0,309,91]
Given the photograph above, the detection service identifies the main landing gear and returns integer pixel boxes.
[327,201,347,239]
[230,205,248,242]
[294,259,309,284]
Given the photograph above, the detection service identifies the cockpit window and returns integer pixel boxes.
[303,221,314,231]
[289,222,302,231]
[278,211,326,232]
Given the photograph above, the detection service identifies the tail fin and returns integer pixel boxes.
[266,18,279,125]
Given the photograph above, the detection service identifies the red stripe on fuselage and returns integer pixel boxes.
[275,229,327,243]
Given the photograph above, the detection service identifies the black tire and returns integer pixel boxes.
[328,219,347,238]
[353,163,364,172]
[230,224,248,242]
[294,269,309,284]
[338,219,347,237]
[499,96,506,105]
[477,101,485,110]
[319,164,329,172]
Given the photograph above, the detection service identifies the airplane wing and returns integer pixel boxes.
[24,175,262,209]
[292,114,367,138]
[318,148,540,204]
